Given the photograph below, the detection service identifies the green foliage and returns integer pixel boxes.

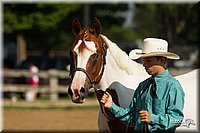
[3,3,199,54]
[133,4,159,38]
[4,4,80,33]
[133,3,199,45]
[90,4,128,28]
[4,3,81,53]
[106,25,137,42]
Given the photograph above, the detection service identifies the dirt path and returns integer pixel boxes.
[3,109,99,132]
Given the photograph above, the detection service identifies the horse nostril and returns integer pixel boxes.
[80,87,85,93]
[68,85,73,96]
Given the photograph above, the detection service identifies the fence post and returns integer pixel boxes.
[49,69,58,101]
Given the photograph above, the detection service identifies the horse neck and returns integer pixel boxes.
[98,35,148,91]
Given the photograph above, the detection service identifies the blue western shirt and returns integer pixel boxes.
[108,69,185,132]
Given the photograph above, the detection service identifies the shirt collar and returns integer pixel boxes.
[152,69,169,82]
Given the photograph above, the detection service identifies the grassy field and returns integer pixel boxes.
[4,96,99,109]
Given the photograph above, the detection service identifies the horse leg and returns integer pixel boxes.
[98,111,111,133]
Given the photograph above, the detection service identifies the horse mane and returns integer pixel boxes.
[101,34,147,76]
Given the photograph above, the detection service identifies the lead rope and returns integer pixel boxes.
[92,85,111,118]
[140,78,157,133]
[93,84,142,133]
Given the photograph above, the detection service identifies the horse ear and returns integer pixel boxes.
[93,17,102,36]
[72,17,82,35]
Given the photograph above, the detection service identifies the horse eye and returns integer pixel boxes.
[94,53,99,59]
[88,53,99,63]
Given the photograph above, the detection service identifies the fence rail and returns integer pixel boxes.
[3,68,193,101]
[3,69,71,101]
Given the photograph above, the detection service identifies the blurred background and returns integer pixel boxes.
[2,1,199,132]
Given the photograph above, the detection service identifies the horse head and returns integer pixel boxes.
[68,17,107,103]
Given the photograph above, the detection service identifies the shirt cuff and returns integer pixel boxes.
[150,114,159,125]
[107,102,121,114]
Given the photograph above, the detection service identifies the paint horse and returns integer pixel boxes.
[68,17,198,132]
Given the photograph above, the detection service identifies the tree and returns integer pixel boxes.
[3,3,130,54]
[4,3,81,63]
[4,3,199,63]
[132,3,199,46]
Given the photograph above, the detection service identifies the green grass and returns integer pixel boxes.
[3,105,100,110]
[3,96,100,110]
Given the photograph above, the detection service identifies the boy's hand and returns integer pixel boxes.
[100,91,113,109]
[139,110,151,123]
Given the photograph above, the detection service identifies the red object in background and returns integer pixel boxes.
[28,65,39,87]
[28,78,38,87]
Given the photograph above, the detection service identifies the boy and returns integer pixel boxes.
[101,38,185,132]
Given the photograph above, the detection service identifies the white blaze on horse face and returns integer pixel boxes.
[84,41,97,52]
[71,40,97,93]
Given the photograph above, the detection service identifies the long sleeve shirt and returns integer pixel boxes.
[108,69,185,132]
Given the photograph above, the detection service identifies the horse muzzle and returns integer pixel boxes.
[68,85,88,103]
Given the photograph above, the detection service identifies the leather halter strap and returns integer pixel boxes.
[74,67,94,85]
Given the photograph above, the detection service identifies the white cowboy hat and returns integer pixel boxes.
[129,38,180,60]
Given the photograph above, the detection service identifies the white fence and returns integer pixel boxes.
[3,69,70,101]
[3,68,193,101]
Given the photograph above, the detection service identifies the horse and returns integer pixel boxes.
[68,17,198,132]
